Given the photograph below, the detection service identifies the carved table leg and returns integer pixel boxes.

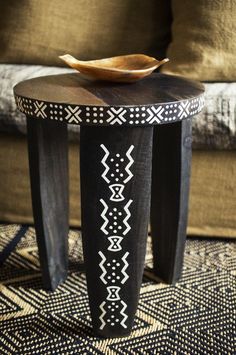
[151,119,192,284]
[27,118,69,290]
[80,126,153,338]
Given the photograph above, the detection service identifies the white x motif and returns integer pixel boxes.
[16,97,24,112]
[178,101,190,119]
[34,101,47,118]
[107,108,127,125]
[65,106,82,123]
[146,106,164,124]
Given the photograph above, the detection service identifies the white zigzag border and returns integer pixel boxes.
[100,199,109,235]
[100,144,110,183]
[121,252,129,284]
[123,145,134,184]
[99,301,106,330]
[98,251,107,284]
[120,300,128,328]
[123,199,133,235]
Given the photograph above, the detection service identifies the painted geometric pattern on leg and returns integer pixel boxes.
[98,144,135,330]
[0,225,235,354]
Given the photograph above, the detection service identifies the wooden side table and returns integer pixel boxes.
[14,73,204,338]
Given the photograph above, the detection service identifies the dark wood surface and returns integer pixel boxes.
[80,125,153,337]
[14,73,204,106]
[151,119,192,283]
[14,73,204,126]
[27,118,69,290]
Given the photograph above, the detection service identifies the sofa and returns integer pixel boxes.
[0,0,235,238]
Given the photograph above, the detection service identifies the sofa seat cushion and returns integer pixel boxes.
[0,64,236,149]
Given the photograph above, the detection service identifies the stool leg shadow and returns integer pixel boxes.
[151,119,192,284]
[27,118,69,291]
[80,126,153,338]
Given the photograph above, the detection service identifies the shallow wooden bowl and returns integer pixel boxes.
[59,54,169,83]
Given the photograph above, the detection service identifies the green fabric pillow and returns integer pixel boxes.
[162,0,236,81]
[0,0,171,66]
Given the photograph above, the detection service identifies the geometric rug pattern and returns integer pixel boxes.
[0,225,235,354]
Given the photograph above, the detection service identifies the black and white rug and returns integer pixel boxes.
[0,225,235,354]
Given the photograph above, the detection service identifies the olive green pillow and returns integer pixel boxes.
[162,0,236,81]
[0,0,171,66]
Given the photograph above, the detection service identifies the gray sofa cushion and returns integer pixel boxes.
[192,83,236,149]
[0,64,79,140]
[0,64,236,149]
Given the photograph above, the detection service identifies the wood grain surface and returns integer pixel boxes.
[27,118,69,290]
[14,73,204,106]
[14,73,204,127]
[151,119,192,284]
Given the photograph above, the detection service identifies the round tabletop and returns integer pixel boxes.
[14,73,205,126]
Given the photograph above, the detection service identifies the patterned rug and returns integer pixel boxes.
[0,225,235,354]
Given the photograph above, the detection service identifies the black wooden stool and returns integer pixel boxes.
[14,73,204,337]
